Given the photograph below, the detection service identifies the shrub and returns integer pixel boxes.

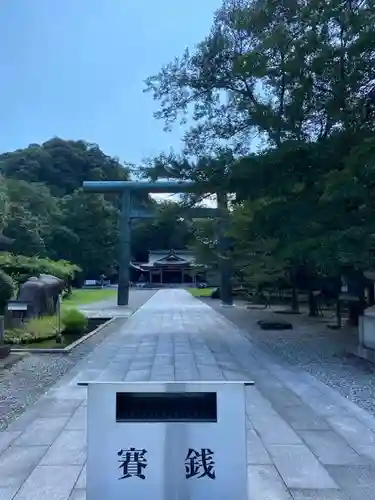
[62,308,87,334]
[0,269,14,314]
[4,315,58,344]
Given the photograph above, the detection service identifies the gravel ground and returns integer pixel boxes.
[0,289,155,430]
[204,298,375,416]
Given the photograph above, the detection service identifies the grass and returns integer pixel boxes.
[5,315,59,345]
[62,288,117,308]
[5,310,95,348]
[187,287,215,297]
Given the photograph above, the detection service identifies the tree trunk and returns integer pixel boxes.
[336,300,342,328]
[368,284,375,306]
[348,300,365,327]
[291,283,299,313]
[308,290,318,317]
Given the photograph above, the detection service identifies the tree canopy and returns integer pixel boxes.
[0,138,130,196]
[143,0,375,304]
[146,0,375,155]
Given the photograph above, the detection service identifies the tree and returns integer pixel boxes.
[4,179,61,257]
[187,218,220,266]
[145,0,375,156]
[0,174,9,232]
[131,200,193,260]
[225,128,375,316]
[0,138,130,197]
[0,138,156,277]
[59,190,120,278]
[318,133,375,270]
[144,0,375,296]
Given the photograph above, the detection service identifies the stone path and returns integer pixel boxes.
[1,289,375,499]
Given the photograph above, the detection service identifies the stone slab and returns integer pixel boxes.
[327,415,375,447]
[251,413,302,445]
[298,430,367,465]
[14,417,69,446]
[290,490,350,500]
[247,430,273,465]
[325,464,375,488]
[248,465,293,499]
[66,407,87,431]
[75,465,86,489]
[259,386,304,408]
[40,430,86,466]
[0,446,48,488]
[355,445,375,462]
[13,465,81,500]
[0,488,19,500]
[69,490,86,500]
[277,405,330,431]
[268,444,339,490]
[32,398,82,418]
[0,431,21,455]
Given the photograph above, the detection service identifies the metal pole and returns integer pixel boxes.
[217,191,233,307]
[118,189,131,306]
[57,295,61,334]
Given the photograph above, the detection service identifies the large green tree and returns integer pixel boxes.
[0,138,134,276]
[145,0,375,154]
[4,179,61,256]
[0,174,9,232]
[58,190,120,278]
[142,0,375,316]
[0,138,130,196]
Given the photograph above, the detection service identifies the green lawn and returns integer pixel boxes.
[187,287,215,297]
[62,288,117,308]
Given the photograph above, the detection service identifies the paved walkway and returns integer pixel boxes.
[1,290,375,499]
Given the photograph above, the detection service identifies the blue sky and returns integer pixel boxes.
[0,0,221,165]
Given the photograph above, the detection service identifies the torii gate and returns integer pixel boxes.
[82,180,233,307]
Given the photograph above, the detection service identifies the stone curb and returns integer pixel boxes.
[10,316,119,355]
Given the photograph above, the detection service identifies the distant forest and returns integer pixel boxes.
[0,138,193,279]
